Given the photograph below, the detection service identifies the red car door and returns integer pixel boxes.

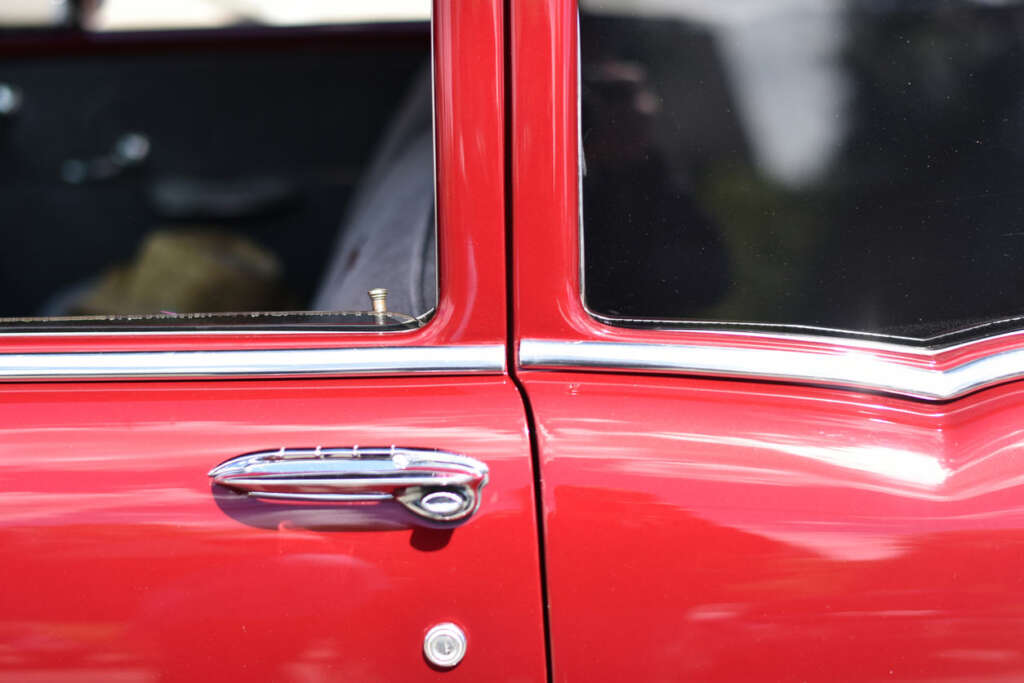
[513,1,1024,681]
[0,3,547,681]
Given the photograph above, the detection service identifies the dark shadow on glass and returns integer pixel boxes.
[580,0,1024,344]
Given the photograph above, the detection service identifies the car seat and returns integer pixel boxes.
[312,65,436,318]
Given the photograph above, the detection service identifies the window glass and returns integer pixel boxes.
[0,2,435,331]
[0,0,71,29]
[580,0,1024,343]
[86,0,431,32]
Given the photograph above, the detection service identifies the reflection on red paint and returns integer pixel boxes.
[0,377,544,682]
[525,372,1024,682]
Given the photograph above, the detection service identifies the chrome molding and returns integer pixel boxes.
[209,446,489,523]
[519,339,1024,401]
[0,344,504,380]
[423,623,468,668]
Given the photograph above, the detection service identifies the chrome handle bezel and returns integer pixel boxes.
[208,446,489,523]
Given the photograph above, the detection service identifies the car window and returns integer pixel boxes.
[0,2,434,331]
[0,0,71,30]
[580,0,1024,344]
[85,0,431,32]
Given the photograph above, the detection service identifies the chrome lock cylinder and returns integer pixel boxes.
[423,622,467,668]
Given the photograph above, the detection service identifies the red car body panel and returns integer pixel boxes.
[0,377,545,682]
[511,0,1024,680]
[523,372,1024,681]
[0,1,550,681]
[9,0,1024,679]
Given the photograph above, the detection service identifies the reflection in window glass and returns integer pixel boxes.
[86,0,431,32]
[0,0,70,29]
[581,0,1024,342]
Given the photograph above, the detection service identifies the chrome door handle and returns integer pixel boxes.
[209,447,488,522]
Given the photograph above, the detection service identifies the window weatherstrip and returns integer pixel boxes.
[0,345,504,380]
[519,339,1024,400]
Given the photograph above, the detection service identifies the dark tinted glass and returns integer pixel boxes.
[580,0,1024,343]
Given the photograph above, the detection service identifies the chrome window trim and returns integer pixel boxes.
[585,311,1024,347]
[0,328,396,337]
[519,339,1024,400]
[0,344,504,380]
[584,326,1024,357]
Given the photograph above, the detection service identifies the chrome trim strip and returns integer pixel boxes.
[519,340,1024,400]
[0,345,504,380]
[584,311,1024,347]
[627,327,1010,357]
[563,325,1024,357]
[0,329,408,337]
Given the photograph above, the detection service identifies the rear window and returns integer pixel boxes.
[580,0,1024,344]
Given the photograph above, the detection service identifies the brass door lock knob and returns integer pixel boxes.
[368,288,388,314]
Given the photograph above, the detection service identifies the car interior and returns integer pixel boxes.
[0,0,435,330]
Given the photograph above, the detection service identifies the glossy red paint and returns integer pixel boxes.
[0,2,547,680]
[0,377,545,682]
[524,371,1024,681]
[509,0,579,353]
[0,0,506,355]
[510,0,1024,680]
